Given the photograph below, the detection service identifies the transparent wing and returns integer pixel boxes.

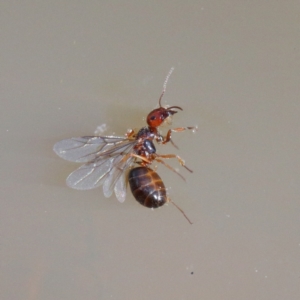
[114,170,127,203]
[103,155,134,202]
[53,135,134,163]
[65,140,136,191]
[66,157,114,190]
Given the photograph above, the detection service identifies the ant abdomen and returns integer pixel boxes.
[128,167,167,208]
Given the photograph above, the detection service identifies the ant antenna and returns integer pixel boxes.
[170,200,193,224]
[159,67,175,107]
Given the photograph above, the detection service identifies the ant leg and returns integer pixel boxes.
[155,158,186,181]
[162,126,197,145]
[168,199,193,224]
[170,138,179,150]
[157,153,193,173]
[121,153,151,165]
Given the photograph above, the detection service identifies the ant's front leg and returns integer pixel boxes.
[162,126,197,148]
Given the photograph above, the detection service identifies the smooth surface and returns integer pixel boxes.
[1,1,299,299]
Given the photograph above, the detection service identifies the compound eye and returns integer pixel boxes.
[147,110,163,127]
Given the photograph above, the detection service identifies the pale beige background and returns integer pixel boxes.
[1,1,299,300]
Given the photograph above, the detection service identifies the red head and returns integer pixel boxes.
[147,67,182,128]
[147,105,182,128]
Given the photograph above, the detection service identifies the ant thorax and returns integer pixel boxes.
[135,127,155,140]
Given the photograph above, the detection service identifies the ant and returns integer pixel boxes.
[53,68,197,224]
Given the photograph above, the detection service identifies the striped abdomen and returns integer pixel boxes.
[128,167,167,208]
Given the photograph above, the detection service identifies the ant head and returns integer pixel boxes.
[147,105,182,128]
[147,67,182,128]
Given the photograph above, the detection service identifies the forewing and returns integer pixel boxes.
[65,140,136,191]
[53,136,133,163]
